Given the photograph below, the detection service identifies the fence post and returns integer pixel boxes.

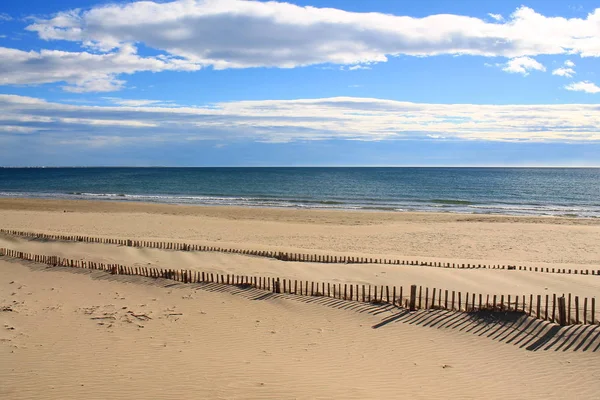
[529,294,533,316]
[568,293,572,324]
[444,290,449,309]
[558,296,567,326]
[386,286,390,304]
[274,278,280,294]
[409,285,417,311]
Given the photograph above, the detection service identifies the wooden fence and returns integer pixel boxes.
[1,229,599,276]
[0,246,597,327]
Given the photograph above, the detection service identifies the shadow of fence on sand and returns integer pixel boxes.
[11,258,600,353]
[373,308,600,352]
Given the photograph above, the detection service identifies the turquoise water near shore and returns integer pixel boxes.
[0,167,598,218]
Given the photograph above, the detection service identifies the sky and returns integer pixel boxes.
[0,0,599,166]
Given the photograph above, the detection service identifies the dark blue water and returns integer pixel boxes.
[0,168,598,217]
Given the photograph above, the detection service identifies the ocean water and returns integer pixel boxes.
[0,167,598,218]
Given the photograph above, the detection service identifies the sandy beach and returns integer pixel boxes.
[4,0,600,397]
[1,198,599,268]
[1,198,600,399]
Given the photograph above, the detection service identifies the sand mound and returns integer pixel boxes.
[2,236,598,307]
[1,199,599,269]
[2,260,599,400]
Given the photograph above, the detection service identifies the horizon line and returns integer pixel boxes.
[1,166,600,169]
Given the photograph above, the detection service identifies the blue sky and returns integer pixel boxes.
[0,0,599,166]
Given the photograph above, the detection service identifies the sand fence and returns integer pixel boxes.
[1,229,599,276]
[0,246,596,327]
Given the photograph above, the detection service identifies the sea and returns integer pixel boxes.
[0,167,598,218]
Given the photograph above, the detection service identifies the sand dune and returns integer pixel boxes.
[1,236,599,306]
[2,260,599,400]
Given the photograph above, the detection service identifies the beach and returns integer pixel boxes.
[3,0,600,396]
[1,198,599,268]
[1,198,600,399]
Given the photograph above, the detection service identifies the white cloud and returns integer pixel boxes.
[1,94,599,144]
[0,44,199,92]
[102,97,173,107]
[553,59,577,78]
[25,1,600,71]
[348,65,372,71]
[564,81,600,93]
[0,13,11,22]
[2,2,597,91]
[552,67,576,77]
[502,56,546,75]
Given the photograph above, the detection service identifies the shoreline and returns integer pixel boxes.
[1,189,598,219]
[1,197,598,226]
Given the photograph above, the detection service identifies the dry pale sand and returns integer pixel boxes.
[1,198,599,270]
[1,198,599,399]
[2,260,599,400]
[1,236,599,306]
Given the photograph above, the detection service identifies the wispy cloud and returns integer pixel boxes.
[553,60,576,78]
[502,57,546,75]
[552,67,575,78]
[102,97,176,107]
[348,65,372,71]
[565,81,600,94]
[0,13,11,22]
[0,44,199,92]
[1,95,599,145]
[488,13,504,21]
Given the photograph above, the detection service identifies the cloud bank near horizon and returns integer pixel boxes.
[1,94,599,147]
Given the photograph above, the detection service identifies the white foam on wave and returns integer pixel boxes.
[0,191,598,218]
